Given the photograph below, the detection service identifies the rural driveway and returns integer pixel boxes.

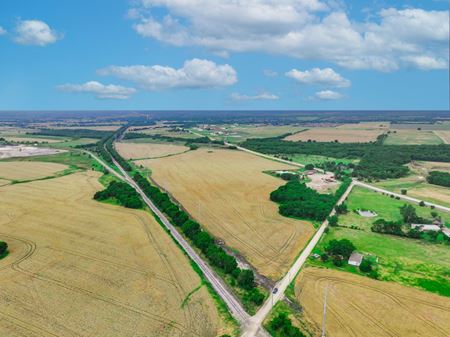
[240,181,355,337]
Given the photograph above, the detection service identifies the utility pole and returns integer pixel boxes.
[321,284,328,337]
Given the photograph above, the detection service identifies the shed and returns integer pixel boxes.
[348,252,364,267]
[411,224,441,232]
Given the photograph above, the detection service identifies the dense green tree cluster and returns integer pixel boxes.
[30,128,112,139]
[94,181,143,209]
[325,239,355,260]
[241,136,450,180]
[0,241,8,257]
[268,313,306,337]
[427,171,450,187]
[270,178,351,222]
[371,219,404,236]
[132,172,263,304]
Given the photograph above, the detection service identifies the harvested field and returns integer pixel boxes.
[116,142,189,160]
[137,148,314,280]
[285,127,383,143]
[0,161,68,181]
[434,131,450,144]
[0,171,229,337]
[0,145,63,159]
[296,267,450,337]
[5,136,63,143]
[336,122,390,129]
[384,130,443,145]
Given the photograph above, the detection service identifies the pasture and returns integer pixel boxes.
[384,129,443,145]
[0,170,231,337]
[374,161,450,208]
[434,131,450,144]
[285,127,383,143]
[136,148,314,280]
[295,267,450,337]
[116,142,189,160]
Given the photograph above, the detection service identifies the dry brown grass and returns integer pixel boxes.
[434,131,450,144]
[116,142,189,160]
[0,161,68,181]
[295,267,450,337]
[5,137,62,143]
[285,128,383,143]
[0,171,229,337]
[137,148,314,280]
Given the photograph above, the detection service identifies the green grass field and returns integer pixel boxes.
[308,186,450,296]
[384,130,443,145]
[310,226,450,296]
[340,186,450,228]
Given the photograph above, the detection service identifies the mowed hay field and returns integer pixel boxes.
[295,267,450,337]
[384,129,443,145]
[116,142,189,160]
[285,127,384,143]
[0,161,68,181]
[137,148,314,280]
[434,131,450,144]
[0,171,229,337]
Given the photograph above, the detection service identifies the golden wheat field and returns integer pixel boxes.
[0,170,230,337]
[295,267,450,337]
[116,142,189,160]
[285,127,383,143]
[136,148,314,280]
[0,161,68,181]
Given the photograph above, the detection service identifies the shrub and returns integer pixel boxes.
[327,215,339,227]
[0,241,8,256]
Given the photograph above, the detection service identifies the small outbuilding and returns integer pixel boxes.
[348,252,364,267]
[411,224,441,232]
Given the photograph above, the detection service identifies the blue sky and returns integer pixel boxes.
[0,0,448,110]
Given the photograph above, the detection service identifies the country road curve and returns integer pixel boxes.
[107,150,250,324]
[240,181,355,337]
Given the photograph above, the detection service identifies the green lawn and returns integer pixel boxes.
[340,186,450,229]
[4,151,97,171]
[289,154,358,166]
[310,226,450,296]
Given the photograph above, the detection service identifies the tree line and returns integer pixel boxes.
[270,178,351,222]
[132,172,264,305]
[241,136,450,180]
[94,181,143,209]
[427,171,450,187]
[30,128,113,139]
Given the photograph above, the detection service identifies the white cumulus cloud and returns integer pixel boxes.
[14,19,61,46]
[230,92,279,101]
[129,1,449,71]
[57,81,136,100]
[98,58,237,91]
[0,26,6,35]
[315,90,343,100]
[286,67,350,87]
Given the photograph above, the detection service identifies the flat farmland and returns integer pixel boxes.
[116,142,189,160]
[4,136,64,143]
[374,161,450,207]
[136,148,314,280]
[128,126,200,139]
[384,129,443,145]
[295,267,450,337]
[0,171,230,337]
[0,161,68,181]
[285,127,383,143]
[434,131,450,144]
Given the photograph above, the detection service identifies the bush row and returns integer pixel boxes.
[132,172,264,305]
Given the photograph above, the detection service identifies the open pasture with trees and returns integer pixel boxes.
[295,267,450,337]
[384,129,444,145]
[375,161,450,207]
[285,126,384,143]
[136,148,314,280]
[127,126,201,139]
[0,170,232,337]
[0,161,69,181]
[116,141,189,160]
